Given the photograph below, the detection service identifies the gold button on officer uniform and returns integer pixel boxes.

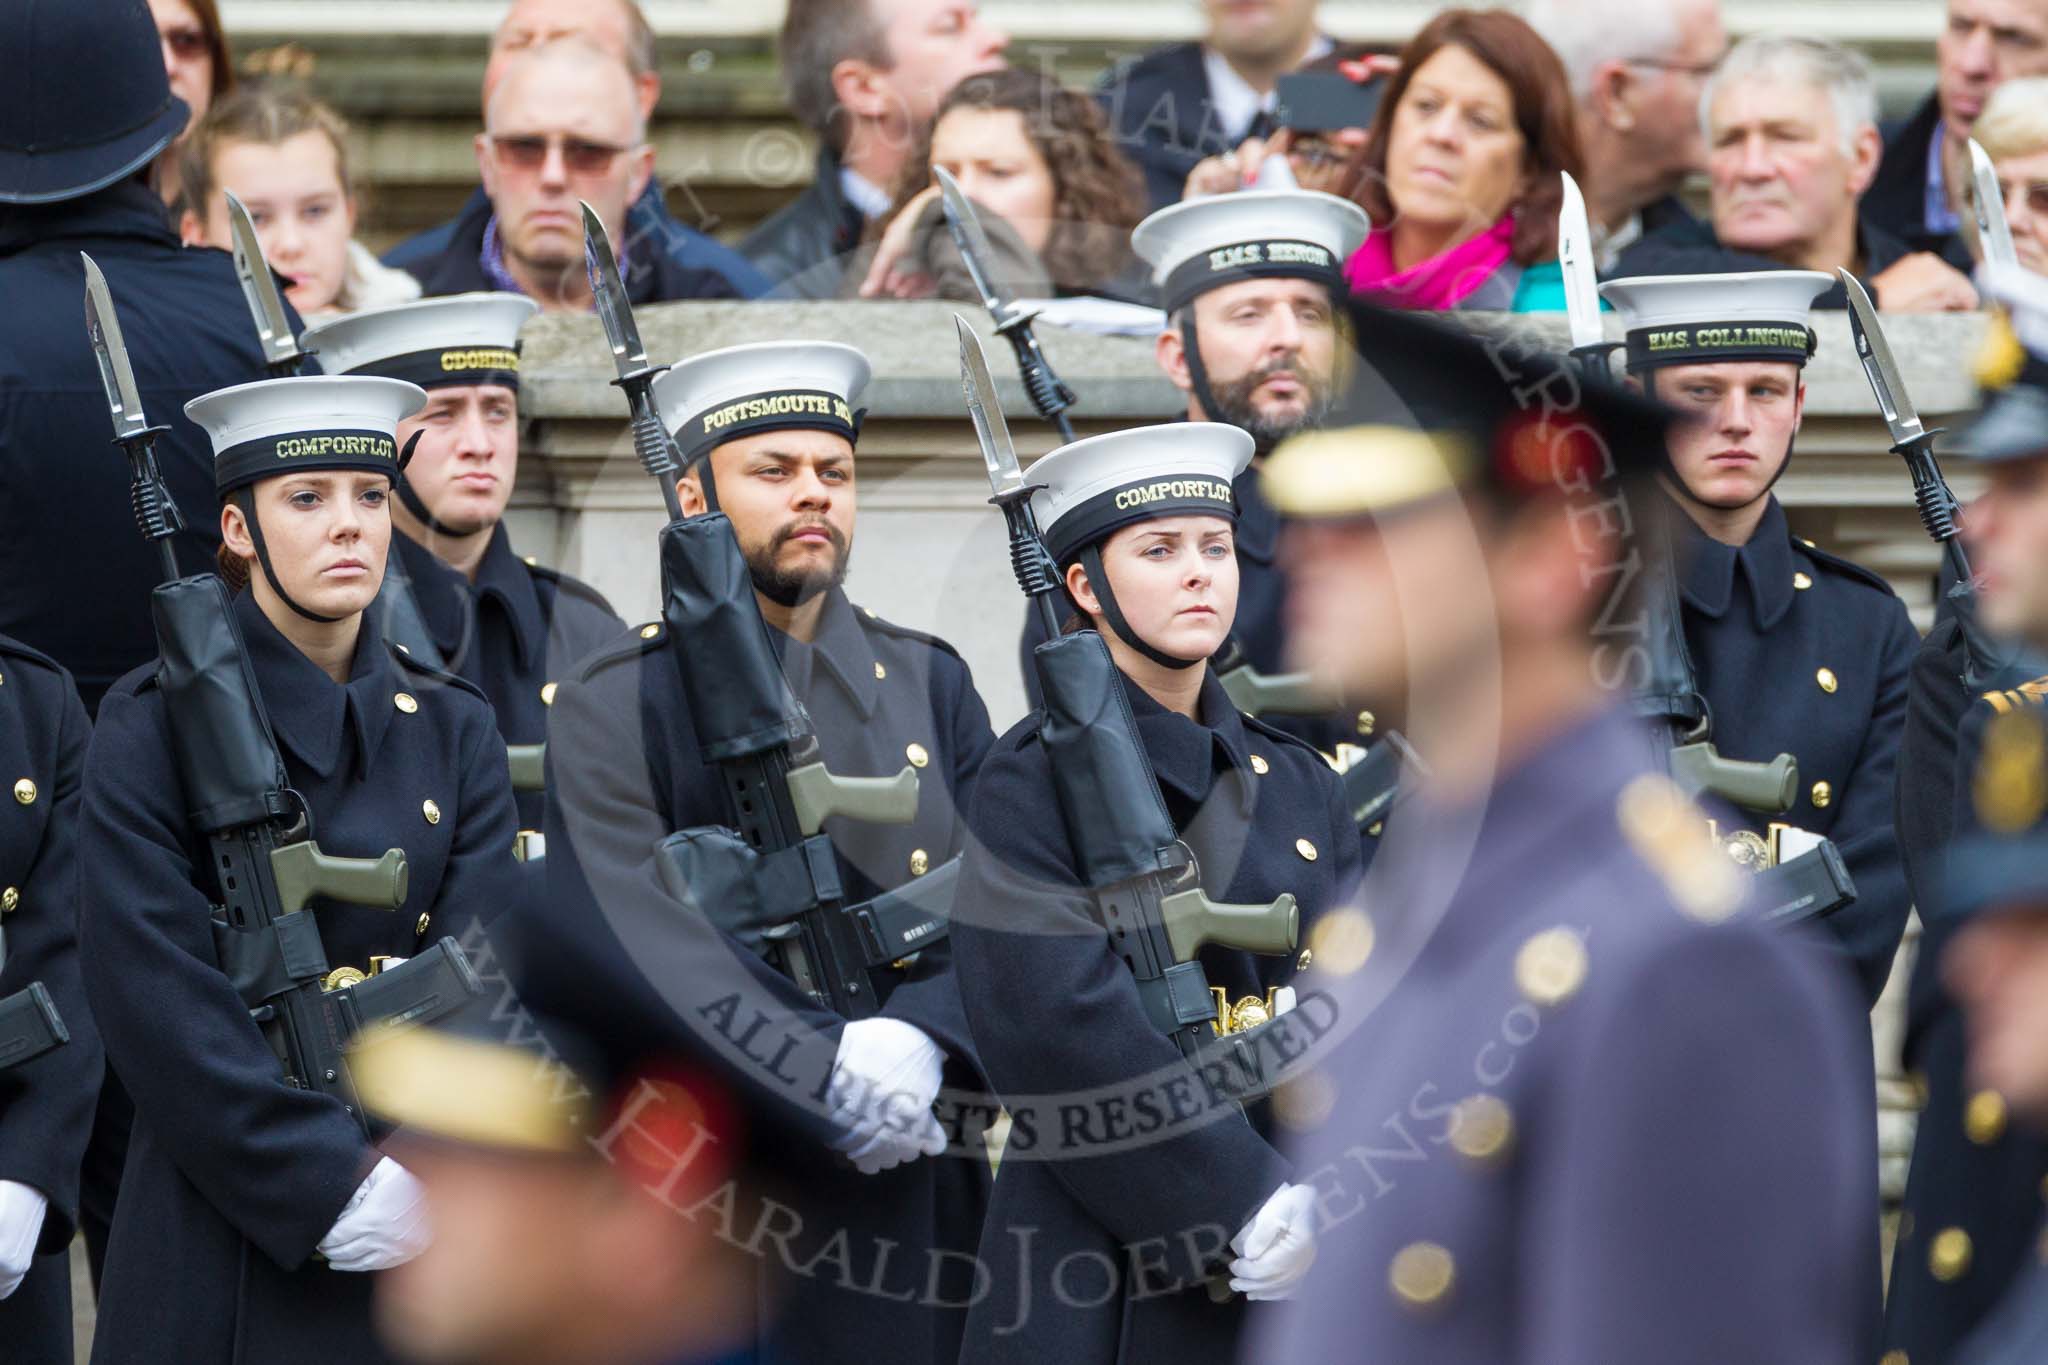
[393,693,418,714]
[1930,1227,1973,1282]
[1816,668,1838,694]
[1966,1090,2008,1145]
[416,913,432,936]
[910,849,930,877]
[1449,1094,1514,1163]
[1,888,16,914]
[1249,754,1269,775]
[1794,572,1813,590]
[540,682,558,706]
[1389,1242,1455,1308]
[1516,927,1588,1007]
[640,624,660,639]
[874,662,887,680]
[906,743,929,769]
[12,779,34,805]
[1812,781,1833,809]
[1308,908,1374,976]
[1295,838,1319,862]
[423,799,442,826]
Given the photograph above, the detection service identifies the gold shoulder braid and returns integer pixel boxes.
[1976,307,2027,392]
[1975,707,2048,835]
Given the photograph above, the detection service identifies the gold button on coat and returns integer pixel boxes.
[1794,572,1813,590]
[540,682,558,706]
[906,743,929,769]
[1249,754,1269,775]
[12,779,34,805]
[1356,710,1376,736]
[1309,908,1375,976]
[1817,668,1838,694]
[393,693,418,714]
[1516,928,1588,1006]
[1,887,16,914]
[415,913,432,936]
[640,624,660,639]
[1449,1095,1514,1163]
[1966,1090,2008,1145]
[1929,1227,1973,1282]
[1389,1243,1455,1308]
[1295,838,1318,862]
[423,799,442,826]
[1812,781,1833,808]
[909,849,930,877]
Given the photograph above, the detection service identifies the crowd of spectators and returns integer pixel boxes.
[105,0,2048,323]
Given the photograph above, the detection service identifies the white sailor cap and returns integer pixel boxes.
[186,375,427,497]
[1131,190,1369,315]
[1027,423,1255,565]
[651,341,873,468]
[300,292,538,391]
[1598,271,1830,373]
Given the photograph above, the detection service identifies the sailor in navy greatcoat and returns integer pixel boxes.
[0,635,100,1365]
[541,341,996,1365]
[953,423,1363,1365]
[76,376,520,1364]
[1602,271,1918,1007]
[1250,300,1875,1365]
[301,295,622,836]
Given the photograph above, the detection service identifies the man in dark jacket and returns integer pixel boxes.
[1865,0,2048,272]
[743,0,1009,298]
[1100,0,1333,213]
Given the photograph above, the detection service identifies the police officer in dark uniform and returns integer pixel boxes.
[1019,191,1373,756]
[542,340,996,1365]
[1600,271,1921,1007]
[952,422,1363,1365]
[301,295,623,838]
[0,637,100,1365]
[1251,301,1874,1363]
[1886,262,2048,1365]
[77,375,521,1364]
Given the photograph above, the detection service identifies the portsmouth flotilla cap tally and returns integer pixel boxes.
[1598,271,1833,375]
[648,341,873,512]
[300,291,539,393]
[1026,422,1255,670]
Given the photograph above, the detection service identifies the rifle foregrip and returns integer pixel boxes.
[786,761,921,835]
[1161,888,1299,961]
[270,841,410,916]
[1670,742,1799,816]
[506,743,547,792]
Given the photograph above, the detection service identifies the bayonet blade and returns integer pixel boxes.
[581,200,649,377]
[956,315,1023,496]
[224,192,301,372]
[1839,269,1926,446]
[1557,171,1604,354]
[81,254,149,442]
[935,168,1016,323]
[1970,138,2020,271]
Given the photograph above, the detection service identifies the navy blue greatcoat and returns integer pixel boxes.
[950,664,1360,1365]
[0,635,100,1365]
[539,587,997,1365]
[77,591,519,1364]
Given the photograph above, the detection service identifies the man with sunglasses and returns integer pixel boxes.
[396,36,766,307]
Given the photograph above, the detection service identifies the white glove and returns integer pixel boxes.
[827,1018,948,1175]
[0,1181,47,1300]
[318,1157,431,1273]
[1229,1182,1318,1300]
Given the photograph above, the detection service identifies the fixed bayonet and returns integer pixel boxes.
[1557,171,1612,377]
[1840,270,1969,569]
[936,167,1078,442]
[83,254,183,581]
[1970,138,2020,272]
[581,201,685,521]
[958,315,1063,639]
[225,192,304,376]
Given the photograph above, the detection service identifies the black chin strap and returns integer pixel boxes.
[1181,313,1224,424]
[1078,544,1203,671]
[236,487,344,624]
[396,473,469,538]
[1645,369,1800,510]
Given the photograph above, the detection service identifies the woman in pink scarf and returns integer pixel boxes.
[1345,9,1581,313]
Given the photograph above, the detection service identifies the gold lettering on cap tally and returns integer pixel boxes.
[274,435,397,460]
[699,393,854,434]
[439,347,520,373]
[1112,477,1235,511]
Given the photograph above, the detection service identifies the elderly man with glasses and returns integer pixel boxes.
[395,33,766,307]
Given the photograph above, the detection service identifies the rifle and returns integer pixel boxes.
[84,255,481,1131]
[1558,177,1854,926]
[581,206,941,1019]
[958,317,1302,1072]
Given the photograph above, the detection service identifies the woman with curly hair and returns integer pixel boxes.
[855,67,1150,301]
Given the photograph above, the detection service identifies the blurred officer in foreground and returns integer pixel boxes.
[1249,304,1873,1362]
[0,638,100,1365]
[1889,261,2048,1365]
[354,1010,755,1365]
[542,341,995,1365]
[302,294,622,837]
